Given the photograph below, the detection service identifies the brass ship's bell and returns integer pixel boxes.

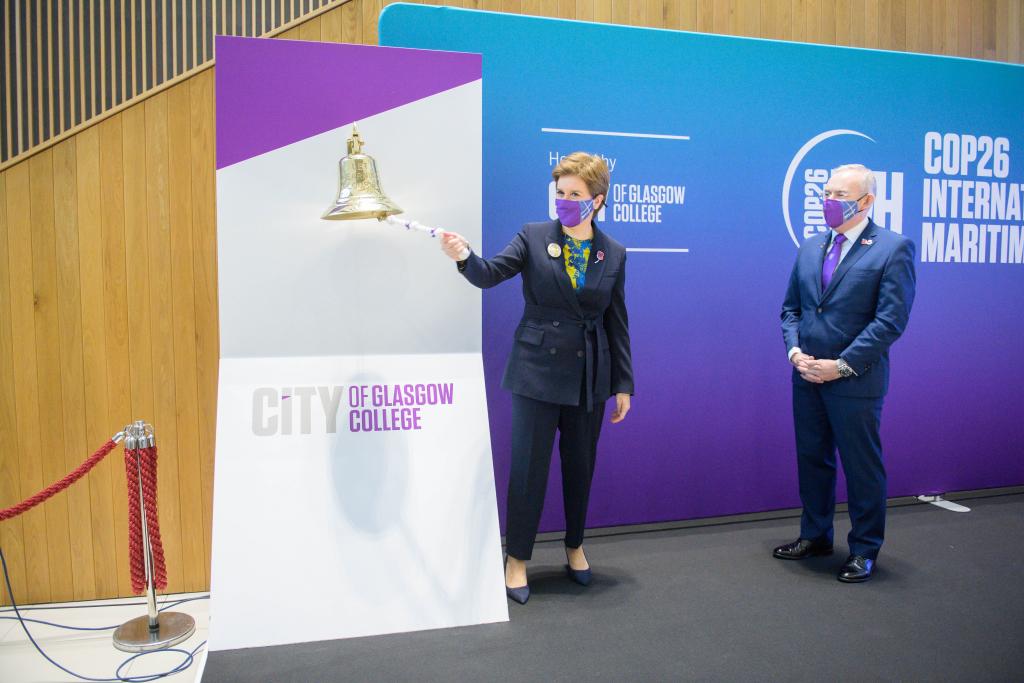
[321,124,403,221]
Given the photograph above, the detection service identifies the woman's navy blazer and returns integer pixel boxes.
[459,220,634,410]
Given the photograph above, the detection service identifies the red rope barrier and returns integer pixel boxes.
[125,445,167,592]
[0,439,118,522]
[142,446,168,589]
[124,447,146,593]
[1,429,169,596]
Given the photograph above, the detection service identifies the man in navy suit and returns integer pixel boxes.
[776,164,916,582]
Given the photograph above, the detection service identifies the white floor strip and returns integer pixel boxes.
[0,592,209,683]
[917,495,971,512]
[193,646,209,683]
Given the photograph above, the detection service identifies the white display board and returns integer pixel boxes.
[209,38,505,651]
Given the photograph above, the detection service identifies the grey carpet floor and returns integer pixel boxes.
[203,493,1024,682]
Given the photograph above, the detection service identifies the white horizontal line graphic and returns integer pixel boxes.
[625,248,690,253]
[541,128,691,141]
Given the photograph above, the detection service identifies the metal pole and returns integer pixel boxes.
[133,423,159,630]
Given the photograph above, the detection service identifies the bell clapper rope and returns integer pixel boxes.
[380,215,470,258]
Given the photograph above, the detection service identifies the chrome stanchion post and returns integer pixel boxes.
[136,422,159,632]
[113,420,196,652]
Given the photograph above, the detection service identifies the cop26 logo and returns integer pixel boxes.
[783,129,905,247]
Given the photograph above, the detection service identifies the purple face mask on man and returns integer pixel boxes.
[823,193,866,228]
[555,198,595,228]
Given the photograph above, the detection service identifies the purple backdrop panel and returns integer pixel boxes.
[215,36,481,169]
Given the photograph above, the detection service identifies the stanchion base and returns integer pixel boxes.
[113,611,196,652]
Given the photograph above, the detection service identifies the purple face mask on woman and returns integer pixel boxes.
[823,194,866,228]
[555,198,595,228]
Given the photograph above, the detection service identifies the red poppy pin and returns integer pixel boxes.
[595,250,605,264]
[861,238,873,246]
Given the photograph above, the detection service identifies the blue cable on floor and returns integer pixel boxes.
[0,595,209,614]
[1,546,208,682]
[0,596,210,631]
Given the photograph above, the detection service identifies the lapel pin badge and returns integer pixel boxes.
[547,242,561,258]
[594,250,605,264]
[861,238,873,246]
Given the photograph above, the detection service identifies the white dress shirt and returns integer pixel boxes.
[787,217,869,362]
[826,217,869,266]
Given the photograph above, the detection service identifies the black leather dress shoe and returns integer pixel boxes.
[772,538,834,560]
[837,555,874,582]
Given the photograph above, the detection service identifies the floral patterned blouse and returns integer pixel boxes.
[563,235,593,290]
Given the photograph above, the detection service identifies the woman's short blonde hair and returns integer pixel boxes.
[552,152,610,208]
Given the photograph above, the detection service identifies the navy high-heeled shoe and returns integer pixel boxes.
[565,548,592,586]
[504,556,530,604]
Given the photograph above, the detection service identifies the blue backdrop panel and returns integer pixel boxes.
[381,5,1024,531]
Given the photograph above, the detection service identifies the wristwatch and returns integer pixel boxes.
[836,358,856,378]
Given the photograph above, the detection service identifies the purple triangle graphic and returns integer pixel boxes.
[215,36,481,170]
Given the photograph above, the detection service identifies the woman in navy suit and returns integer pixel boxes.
[441,152,634,604]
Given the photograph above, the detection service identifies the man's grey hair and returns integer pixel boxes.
[832,163,877,196]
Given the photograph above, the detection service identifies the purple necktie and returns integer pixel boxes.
[821,233,847,290]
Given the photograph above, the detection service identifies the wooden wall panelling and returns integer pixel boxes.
[76,124,120,599]
[1,0,1022,606]
[0,165,28,604]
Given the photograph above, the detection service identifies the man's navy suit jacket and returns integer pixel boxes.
[782,219,917,398]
